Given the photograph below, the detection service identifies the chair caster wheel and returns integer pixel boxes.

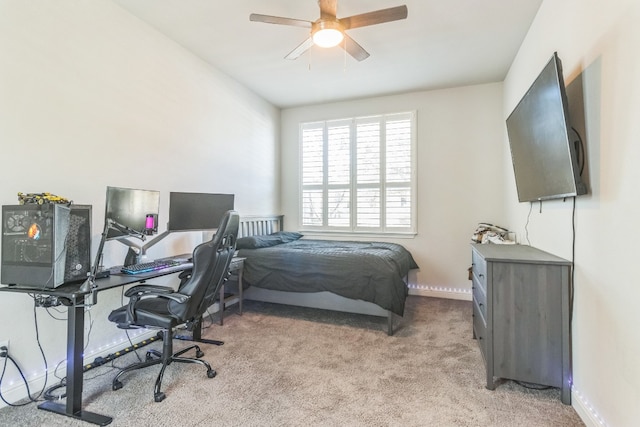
[154,392,166,402]
[196,350,204,358]
[113,380,123,391]
[207,369,216,378]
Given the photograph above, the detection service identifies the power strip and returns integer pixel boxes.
[33,295,70,308]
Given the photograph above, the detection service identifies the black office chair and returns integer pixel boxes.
[107,210,239,402]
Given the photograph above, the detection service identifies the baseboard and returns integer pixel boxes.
[572,388,608,427]
[408,285,472,301]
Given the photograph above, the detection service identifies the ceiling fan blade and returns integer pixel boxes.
[285,37,314,60]
[250,13,312,28]
[340,34,370,61]
[319,0,338,19]
[340,5,408,29]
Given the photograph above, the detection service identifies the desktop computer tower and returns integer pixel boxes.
[1,203,90,288]
[64,205,92,284]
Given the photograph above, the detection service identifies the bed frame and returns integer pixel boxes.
[238,215,397,335]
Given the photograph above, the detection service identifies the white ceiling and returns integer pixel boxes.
[112,0,542,109]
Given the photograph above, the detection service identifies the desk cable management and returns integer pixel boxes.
[0,301,48,407]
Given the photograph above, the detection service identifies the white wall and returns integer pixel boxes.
[503,0,640,425]
[281,84,506,298]
[0,0,279,400]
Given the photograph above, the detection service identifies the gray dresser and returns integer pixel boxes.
[471,243,572,404]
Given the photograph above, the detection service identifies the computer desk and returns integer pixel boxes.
[0,256,244,426]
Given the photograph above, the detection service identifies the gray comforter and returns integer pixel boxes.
[238,239,418,316]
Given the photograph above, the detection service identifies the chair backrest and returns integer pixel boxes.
[168,210,239,322]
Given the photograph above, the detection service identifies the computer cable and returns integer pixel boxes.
[0,303,49,408]
[514,380,552,390]
[43,377,66,401]
[571,126,586,176]
[44,305,67,321]
[0,350,37,407]
[524,201,533,245]
[570,196,577,326]
[44,334,161,400]
[52,359,66,382]
[83,309,94,353]
[30,300,49,402]
[201,308,217,331]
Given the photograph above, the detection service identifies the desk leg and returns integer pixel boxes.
[219,266,243,324]
[38,296,112,426]
[238,268,243,316]
[219,283,225,326]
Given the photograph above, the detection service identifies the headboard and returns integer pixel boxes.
[239,215,284,238]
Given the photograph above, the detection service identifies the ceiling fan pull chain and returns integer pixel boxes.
[343,37,347,73]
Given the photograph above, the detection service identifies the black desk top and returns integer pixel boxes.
[0,254,244,298]
[0,259,193,298]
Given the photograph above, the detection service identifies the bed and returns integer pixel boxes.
[236,215,418,335]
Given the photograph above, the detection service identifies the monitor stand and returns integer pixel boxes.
[123,247,139,267]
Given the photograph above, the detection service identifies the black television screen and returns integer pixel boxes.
[105,186,160,239]
[506,52,587,202]
[168,192,234,232]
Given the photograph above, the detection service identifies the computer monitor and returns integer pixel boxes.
[168,192,234,232]
[105,186,160,240]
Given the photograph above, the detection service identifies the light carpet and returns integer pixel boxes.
[0,296,584,426]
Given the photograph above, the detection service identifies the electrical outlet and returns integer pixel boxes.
[0,340,9,356]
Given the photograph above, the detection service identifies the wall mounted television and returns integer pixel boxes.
[168,192,234,232]
[506,52,587,203]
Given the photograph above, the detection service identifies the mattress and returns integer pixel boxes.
[238,239,418,316]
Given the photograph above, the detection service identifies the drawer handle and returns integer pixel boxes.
[479,274,484,278]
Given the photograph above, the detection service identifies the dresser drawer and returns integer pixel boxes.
[473,298,487,361]
[471,249,487,287]
[472,276,487,321]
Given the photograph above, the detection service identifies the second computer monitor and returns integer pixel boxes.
[168,192,234,232]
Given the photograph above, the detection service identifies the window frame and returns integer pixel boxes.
[299,111,417,236]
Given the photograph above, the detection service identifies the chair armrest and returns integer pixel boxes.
[177,269,192,289]
[125,284,174,298]
[123,285,190,325]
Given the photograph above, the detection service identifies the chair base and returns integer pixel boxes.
[112,330,216,402]
[175,314,224,346]
[174,334,224,346]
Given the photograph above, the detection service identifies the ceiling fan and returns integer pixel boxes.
[250,0,408,61]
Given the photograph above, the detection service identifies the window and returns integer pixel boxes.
[300,112,416,234]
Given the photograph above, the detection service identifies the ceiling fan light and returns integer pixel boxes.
[313,28,344,48]
[311,19,345,48]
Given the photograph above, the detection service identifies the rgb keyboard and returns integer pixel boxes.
[121,259,182,275]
